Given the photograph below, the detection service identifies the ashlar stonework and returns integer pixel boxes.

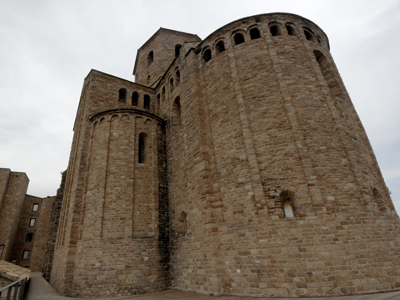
[48,13,400,298]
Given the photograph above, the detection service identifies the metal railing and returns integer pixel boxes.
[0,277,29,300]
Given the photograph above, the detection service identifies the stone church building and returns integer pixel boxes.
[3,12,400,298]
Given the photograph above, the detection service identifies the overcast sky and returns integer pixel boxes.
[0,0,399,213]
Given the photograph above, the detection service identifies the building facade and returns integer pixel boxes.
[0,168,55,271]
[49,13,400,298]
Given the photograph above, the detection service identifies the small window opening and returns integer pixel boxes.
[26,233,33,242]
[176,69,180,82]
[215,40,225,54]
[29,218,36,227]
[250,28,261,40]
[280,190,295,218]
[22,250,29,260]
[203,49,212,62]
[170,77,174,91]
[234,33,245,45]
[138,133,146,164]
[162,86,165,101]
[286,24,295,36]
[32,204,39,212]
[144,95,150,110]
[147,75,151,85]
[172,97,181,124]
[175,44,182,57]
[157,93,160,106]
[270,25,279,36]
[132,92,138,106]
[147,51,154,65]
[304,29,313,41]
[118,88,127,103]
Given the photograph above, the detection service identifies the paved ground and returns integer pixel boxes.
[24,272,400,300]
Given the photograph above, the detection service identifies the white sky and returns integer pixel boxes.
[0,0,399,212]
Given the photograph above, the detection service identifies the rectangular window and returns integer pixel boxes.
[25,233,33,242]
[29,218,36,227]
[22,250,29,260]
[32,204,39,212]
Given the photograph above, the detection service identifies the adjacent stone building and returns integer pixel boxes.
[49,13,400,298]
[0,168,55,271]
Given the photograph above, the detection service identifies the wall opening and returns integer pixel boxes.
[138,133,146,163]
[270,24,280,36]
[286,24,295,36]
[32,204,39,211]
[162,86,165,101]
[118,88,127,103]
[203,48,212,62]
[250,28,261,40]
[215,40,225,53]
[280,190,295,218]
[22,250,29,260]
[147,51,154,65]
[157,93,160,108]
[234,33,245,45]
[170,77,174,91]
[25,233,33,242]
[176,69,180,82]
[29,218,36,227]
[303,28,314,41]
[175,44,182,57]
[172,97,181,124]
[132,92,138,106]
[144,94,150,110]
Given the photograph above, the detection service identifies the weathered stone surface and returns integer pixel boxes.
[49,13,400,298]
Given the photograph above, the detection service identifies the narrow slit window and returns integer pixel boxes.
[32,204,39,212]
[147,51,154,65]
[250,28,261,40]
[175,44,182,57]
[283,202,294,218]
[144,95,150,110]
[26,233,33,242]
[170,77,174,91]
[29,218,36,227]
[132,92,138,106]
[215,40,225,54]
[22,250,29,260]
[173,97,181,124]
[138,133,146,164]
[118,88,127,103]
[176,69,180,82]
[234,33,245,45]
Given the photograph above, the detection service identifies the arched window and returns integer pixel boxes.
[132,92,138,106]
[170,77,174,91]
[280,190,295,218]
[138,133,146,163]
[172,97,181,124]
[203,48,212,62]
[175,44,182,57]
[269,24,280,36]
[303,28,315,42]
[118,88,127,103]
[215,40,225,54]
[175,69,180,83]
[234,33,245,45]
[144,94,150,110]
[250,27,261,40]
[286,24,296,36]
[147,51,154,65]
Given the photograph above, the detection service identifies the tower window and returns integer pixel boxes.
[138,133,146,163]
[280,190,295,218]
[215,40,225,54]
[234,33,245,45]
[32,204,39,212]
[144,94,150,110]
[22,250,29,260]
[26,233,33,242]
[147,51,154,65]
[203,49,212,62]
[303,28,315,41]
[175,44,182,57]
[173,97,181,124]
[118,88,127,103]
[250,28,261,40]
[29,218,36,227]
[270,25,279,36]
[176,69,180,82]
[170,77,174,92]
[132,92,138,106]
[286,24,295,36]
